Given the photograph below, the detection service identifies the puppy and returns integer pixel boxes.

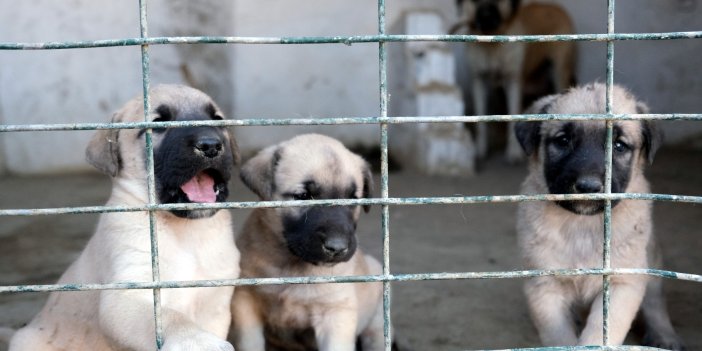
[515,83,683,349]
[10,85,240,351]
[230,134,386,351]
[452,0,576,162]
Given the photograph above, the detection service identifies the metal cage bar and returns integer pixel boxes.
[0,1,700,351]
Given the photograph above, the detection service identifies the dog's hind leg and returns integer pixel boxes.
[639,277,685,350]
[472,77,489,159]
[505,77,525,163]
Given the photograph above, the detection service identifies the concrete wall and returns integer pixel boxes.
[0,0,700,174]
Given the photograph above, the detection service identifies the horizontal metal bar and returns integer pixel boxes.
[2,32,702,50]
[8,193,702,216]
[1,268,699,294]
[1,113,701,133]
[1,193,700,217]
[473,346,666,351]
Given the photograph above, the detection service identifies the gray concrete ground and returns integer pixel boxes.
[0,145,700,350]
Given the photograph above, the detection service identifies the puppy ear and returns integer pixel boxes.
[641,120,663,165]
[85,113,121,177]
[240,146,280,200]
[514,121,541,156]
[362,164,374,213]
[516,94,557,156]
[226,128,241,166]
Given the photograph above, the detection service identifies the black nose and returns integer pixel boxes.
[322,237,349,257]
[194,137,223,158]
[575,177,604,193]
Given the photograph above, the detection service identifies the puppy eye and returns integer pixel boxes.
[613,140,629,153]
[293,192,311,201]
[150,117,169,134]
[552,135,570,148]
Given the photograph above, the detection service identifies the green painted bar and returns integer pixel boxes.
[1,268,700,294]
[1,193,702,217]
[1,113,701,133]
[2,32,702,50]
[602,0,617,344]
[137,0,164,348]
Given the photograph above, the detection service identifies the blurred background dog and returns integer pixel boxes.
[452,0,577,163]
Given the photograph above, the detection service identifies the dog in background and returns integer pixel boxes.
[451,0,577,163]
[9,85,240,351]
[230,134,388,351]
[515,83,684,349]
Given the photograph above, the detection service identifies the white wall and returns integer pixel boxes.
[0,0,700,174]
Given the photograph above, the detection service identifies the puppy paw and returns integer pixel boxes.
[162,332,234,351]
[643,331,686,351]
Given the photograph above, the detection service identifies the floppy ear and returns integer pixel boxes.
[516,94,557,156]
[85,113,121,177]
[226,128,241,166]
[514,121,541,156]
[361,164,374,213]
[641,120,663,165]
[240,146,280,200]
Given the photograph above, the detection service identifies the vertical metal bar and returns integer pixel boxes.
[377,0,392,350]
[139,0,164,349]
[603,0,616,346]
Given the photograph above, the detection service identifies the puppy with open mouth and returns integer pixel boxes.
[9,85,240,351]
[515,83,683,349]
[230,134,389,351]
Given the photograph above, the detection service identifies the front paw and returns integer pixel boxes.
[643,331,686,351]
[162,332,234,351]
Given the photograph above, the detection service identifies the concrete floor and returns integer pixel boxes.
[0,146,700,350]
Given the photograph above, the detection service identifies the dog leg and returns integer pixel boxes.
[579,280,646,346]
[315,309,358,351]
[639,277,685,350]
[505,77,525,163]
[525,280,578,346]
[231,288,266,351]
[472,77,489,159]
[99,290,233,351]
[358,304,386,351]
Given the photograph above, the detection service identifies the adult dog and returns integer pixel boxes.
[515,83,683,349]
[230,134,386,351]
[452,0,576,162]
[9,85,240,351]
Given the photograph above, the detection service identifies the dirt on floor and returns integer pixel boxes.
[0,145,700,350]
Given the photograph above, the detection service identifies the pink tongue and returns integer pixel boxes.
[180,172,217,203]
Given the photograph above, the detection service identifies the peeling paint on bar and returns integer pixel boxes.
[2,268,700,294]
[1,193,701,217]
[2,32,702,50]
[2,113,701,133]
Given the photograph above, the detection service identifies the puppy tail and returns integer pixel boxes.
[0,326,16,343]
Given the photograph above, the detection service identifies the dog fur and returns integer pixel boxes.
[514,83,683,349]
[229,134,387,351]
[9,85,241,351]
[452,0,576,162]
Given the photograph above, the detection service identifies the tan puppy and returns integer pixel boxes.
[452,0,576,162]
[515,83,683,349]
[10,85,240,351]
[230,134,387,351]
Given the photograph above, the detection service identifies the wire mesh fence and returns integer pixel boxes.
[1,0,701,350]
